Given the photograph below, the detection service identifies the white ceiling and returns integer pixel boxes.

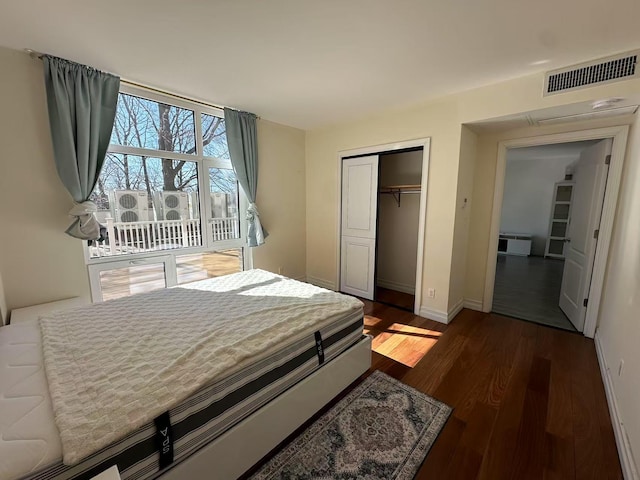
[507,141,599,161]
[1,0,640,129]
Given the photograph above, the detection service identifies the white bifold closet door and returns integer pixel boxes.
[340,155,379,300]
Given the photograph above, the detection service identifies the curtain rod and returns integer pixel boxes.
[25,48,228,112]
[119,79,226,112]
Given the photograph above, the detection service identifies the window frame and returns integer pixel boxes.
[88,254,175,302]
[85,84,251,301]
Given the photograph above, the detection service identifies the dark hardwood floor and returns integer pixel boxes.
[244,301,622,479]
[493,255,576,332]
[365,301,621,479]
[375,286,415,311]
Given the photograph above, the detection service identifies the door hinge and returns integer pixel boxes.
[605,154,611,165]
[583,298,589,307]
[594,229,600,239]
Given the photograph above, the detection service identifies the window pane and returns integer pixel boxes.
[99,263,166,301]
[209,167,240,241]
[176,249,243,285]
[201,114,229,159]
[111,93,196,154]
[553,203,570,220]
[548,239,565,256]
[550,221,567,238]
[89,155,202,258]
[556,185,573,202]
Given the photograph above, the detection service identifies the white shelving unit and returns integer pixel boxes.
[545,181,574,259]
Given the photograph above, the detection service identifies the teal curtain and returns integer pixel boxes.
[224,108,268,247]
[43,55,120,240]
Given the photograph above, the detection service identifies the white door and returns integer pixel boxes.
[340,155,379,299]
[559,139,612,330]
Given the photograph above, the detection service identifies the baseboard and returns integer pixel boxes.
[418,298,465,324]
[306,276,337,291]
[463,298,483,311]
[594,332,639,480]
[418,306,449,324]
[448,298,464,320]
[376,279,415,295]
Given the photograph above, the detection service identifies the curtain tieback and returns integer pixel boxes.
[66,201,101,240]
[246,202,261,222]
[245,202,267,247]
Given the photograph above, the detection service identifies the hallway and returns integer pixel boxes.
[492,255,576,331]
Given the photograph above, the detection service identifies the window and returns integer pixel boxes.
[87,85,248,302]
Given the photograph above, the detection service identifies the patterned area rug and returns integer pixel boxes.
[251,370,452,480]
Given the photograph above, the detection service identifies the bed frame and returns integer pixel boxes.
[162,335,372,480]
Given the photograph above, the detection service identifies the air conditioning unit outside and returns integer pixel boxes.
[156,191,190,221]
[189,192,200,219]
[210,192,228,218]
[112,190,150,223]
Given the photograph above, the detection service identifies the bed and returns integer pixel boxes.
[0,269,371,480]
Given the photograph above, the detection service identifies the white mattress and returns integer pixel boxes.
[0,320,61,480]
[1,269,364,480]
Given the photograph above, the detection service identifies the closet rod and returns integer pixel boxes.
[379,188,421,207]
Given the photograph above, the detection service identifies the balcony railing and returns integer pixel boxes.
[210,216,240,242]
[89,217,240,258]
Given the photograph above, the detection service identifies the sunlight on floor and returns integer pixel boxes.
[364,315,441,368]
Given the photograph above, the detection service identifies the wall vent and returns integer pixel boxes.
[544,51,639,96]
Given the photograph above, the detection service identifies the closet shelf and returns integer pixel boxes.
[379,184,421,193]
[379,184,421,207]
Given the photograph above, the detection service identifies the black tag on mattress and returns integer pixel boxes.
[314,331,325,365]
[154,412,174,469]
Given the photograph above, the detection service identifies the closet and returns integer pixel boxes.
[339,148,424,312]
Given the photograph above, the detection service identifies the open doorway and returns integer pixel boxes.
[492,138,612,331]
[375,150,423,311]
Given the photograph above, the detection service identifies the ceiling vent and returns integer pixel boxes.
[544,51,639,96]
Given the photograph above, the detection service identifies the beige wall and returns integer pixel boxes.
[0,47,90,312]
[0,46,307,312]
[306,99,461,313]
[0,266,7,325]
[448,125,477,309]
[376,151,422,293]
[597,117,640,470]
[252,120,306,280]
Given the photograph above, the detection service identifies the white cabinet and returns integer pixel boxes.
[498,233,532,256]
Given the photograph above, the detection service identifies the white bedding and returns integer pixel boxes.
[39,269,363,466]
[0,320,61,480]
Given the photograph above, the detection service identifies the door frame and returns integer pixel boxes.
[483,125,629,338]
[336,138,431,315]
